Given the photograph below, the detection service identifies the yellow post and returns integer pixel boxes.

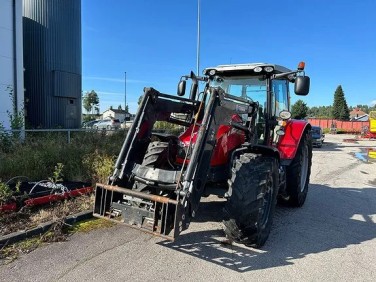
[368,149,376,159]
[370,111,376,133]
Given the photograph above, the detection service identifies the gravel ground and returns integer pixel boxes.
[1,134,375,281]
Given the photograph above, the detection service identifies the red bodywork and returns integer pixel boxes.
[277,119,310,160]
[177,118,309,166]
[177,115,245,166]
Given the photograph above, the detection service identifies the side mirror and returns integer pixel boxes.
[294,76,310,96]
[177,80,186,96]
[190,81,198,100]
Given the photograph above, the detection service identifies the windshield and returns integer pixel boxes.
[312,127,321,135]
[210,75,267,106]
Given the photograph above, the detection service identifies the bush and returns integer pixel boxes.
[0,130,127,183]
[0,182,13,204]
[83,151,115,184]
[154,121,184,135]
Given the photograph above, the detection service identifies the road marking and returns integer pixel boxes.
[350,214,376,223]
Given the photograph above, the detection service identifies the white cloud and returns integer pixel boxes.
[84,76,146,84]
[369,100,376,106]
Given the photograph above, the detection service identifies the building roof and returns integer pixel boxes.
[350,108,366,117]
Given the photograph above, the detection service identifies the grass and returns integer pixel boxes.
[0,130,128,183]
[0,195,95,237]
[1,237,43,264]
[68,218,115,233]
[0,190,116,265]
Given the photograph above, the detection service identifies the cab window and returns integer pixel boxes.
[272,79,289,117]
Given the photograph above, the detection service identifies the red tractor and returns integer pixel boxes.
[94,62,312,247]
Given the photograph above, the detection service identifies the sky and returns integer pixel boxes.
[82,0,376,114]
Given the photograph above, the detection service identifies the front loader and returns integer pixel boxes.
[94,62,312,247]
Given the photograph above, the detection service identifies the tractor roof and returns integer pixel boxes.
[203,63,291,76]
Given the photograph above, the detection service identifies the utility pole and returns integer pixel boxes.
[196,0,201,75]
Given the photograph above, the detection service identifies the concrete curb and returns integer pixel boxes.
[0,210,93,248]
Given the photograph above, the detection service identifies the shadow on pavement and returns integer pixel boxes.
[315,140,376,152]
[158,184,376,272]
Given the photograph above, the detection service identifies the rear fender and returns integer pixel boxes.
[277,120,311,160]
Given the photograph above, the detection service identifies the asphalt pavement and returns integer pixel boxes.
[1,134,375,281]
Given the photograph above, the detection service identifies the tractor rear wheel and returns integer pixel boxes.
[133,140,177,193]
[285,129,312,207]
[223,153,279,248]
[142,141,176,169]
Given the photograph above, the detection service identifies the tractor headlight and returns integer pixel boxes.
[279,110,292,120]
[209,69,216,76]
[264,66,274,73]
[276,129,285,136]
[254,66,262,73]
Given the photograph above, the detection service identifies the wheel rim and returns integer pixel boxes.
[260,177,273,227]
[300,145,309,192]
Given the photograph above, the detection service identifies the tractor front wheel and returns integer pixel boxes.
[223,153,279,248]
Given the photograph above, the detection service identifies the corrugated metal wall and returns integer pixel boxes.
[308,118,369,133]
[23,0,81,128]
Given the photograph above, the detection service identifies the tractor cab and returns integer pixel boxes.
[202,62,309,145]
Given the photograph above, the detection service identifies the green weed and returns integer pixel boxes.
[0,130,127,183]
[0,182,13,205]
[69,218,115,233]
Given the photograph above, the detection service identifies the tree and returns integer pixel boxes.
[352,104,376,114]
[308,105,333,118]
[118,105,122,110]
[124,104,129,113]
[291,100,308,119]
[332,85,349,120]
[83,90,100,114]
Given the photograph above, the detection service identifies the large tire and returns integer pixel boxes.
[223,153,279,248]
[285,129,312,207]
[142,141,176,169]
[133,141,176,193]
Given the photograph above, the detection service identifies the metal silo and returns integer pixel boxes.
[23,0,81,128]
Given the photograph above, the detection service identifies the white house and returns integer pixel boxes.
[102,108,131,122]
[0,0,24,130]
[350,114,369,122]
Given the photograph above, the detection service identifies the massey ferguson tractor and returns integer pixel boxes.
[94,62,312,247]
